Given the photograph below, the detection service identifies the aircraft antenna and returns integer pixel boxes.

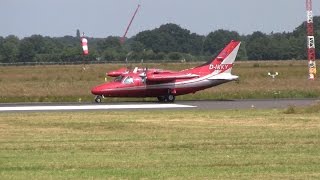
[120,4,141,44]
[306,0,317,79]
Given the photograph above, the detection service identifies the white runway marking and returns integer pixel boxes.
[0,104,195,112]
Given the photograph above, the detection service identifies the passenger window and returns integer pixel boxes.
[123,76,134,84]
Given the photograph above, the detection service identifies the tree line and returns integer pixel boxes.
[0,16,319,63]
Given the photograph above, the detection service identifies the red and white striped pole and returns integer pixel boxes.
[306,0,316,79]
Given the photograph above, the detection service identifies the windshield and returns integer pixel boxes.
[114,75,124,82]
[123,76,134,84]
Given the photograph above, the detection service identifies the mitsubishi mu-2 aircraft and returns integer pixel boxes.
[91,40,241,103]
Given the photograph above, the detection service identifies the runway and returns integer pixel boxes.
[0,99,319,112]
[184,98,320,110]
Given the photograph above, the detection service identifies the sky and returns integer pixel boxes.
[1,0,320,38]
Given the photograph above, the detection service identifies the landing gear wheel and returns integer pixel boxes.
[94,95,102,103]
[166,94,175,103]
[157,96,166,102]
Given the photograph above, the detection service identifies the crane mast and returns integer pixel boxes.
[121,4,141,44]
[306,0,316,79]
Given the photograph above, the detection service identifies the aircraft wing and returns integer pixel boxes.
[147,72,199,82]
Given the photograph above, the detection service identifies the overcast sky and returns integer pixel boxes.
[1,0,319,38]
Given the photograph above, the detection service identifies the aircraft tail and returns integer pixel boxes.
[196,40,241,75]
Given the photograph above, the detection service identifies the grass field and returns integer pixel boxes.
[0,60,320,102]
[1,107,320,179]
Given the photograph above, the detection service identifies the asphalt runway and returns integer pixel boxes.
[185,99,320,110]
[0,99,319,112]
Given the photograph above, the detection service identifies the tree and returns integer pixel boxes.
[96,36,128,61]
[168,52,182,60]
[134,23,203,55]
[97,36,122,53]
[130,41,145,53]
[203,29,240,56]
[0,36,5,62]
[19,38,36,62]
[245,31,272,60]
[237,41,248,60]
[1,35,20,63]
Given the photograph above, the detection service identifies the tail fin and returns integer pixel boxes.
[196,40,241,74]
[213,40,241,73]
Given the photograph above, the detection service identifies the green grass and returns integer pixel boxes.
[0,61,320,102]
[1,108,320,179]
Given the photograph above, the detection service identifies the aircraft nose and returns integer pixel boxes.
[91,83,119,96]
[91,85,103,95]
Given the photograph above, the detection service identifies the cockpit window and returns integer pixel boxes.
[123,76,134,84]
[114,75,124,82]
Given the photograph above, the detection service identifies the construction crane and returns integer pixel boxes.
[306,0,316,79]
[120,4,141,44]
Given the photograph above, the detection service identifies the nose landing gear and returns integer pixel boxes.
[94,95,102,103]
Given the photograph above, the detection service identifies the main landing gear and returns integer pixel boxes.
[157,94,175,103]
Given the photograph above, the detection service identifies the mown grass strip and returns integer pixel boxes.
[1,109,320,179]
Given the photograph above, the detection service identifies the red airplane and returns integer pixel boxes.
[91,40,241,103]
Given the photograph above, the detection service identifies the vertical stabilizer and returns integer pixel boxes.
[195,40,241,75]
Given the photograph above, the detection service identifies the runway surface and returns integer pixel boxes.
[0,99,319,112]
